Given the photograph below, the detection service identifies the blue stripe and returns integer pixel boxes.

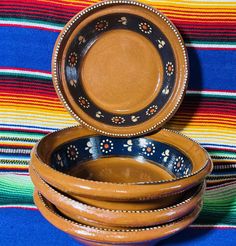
[0,27,58,72]
[188,48,236,90]
[0,209,235,246]
[0,27,236,91]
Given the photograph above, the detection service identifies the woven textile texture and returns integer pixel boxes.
[0,0,236,243]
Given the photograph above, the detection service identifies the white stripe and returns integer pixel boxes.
[186,43,236,49]
[187,90,236,97]
[0,156,30,160]
[0,68,51,79]
[0,20,62,31]
[0,205,36,209]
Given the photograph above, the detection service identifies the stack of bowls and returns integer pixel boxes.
[30,127,212,245]
[30,1,213,245]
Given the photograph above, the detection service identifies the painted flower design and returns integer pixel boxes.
[118,16,127,25]
[96,111,104,118]
[142,142,156,156]
[111,116,125,125]
[68,52,78,67]
[183,167,190,176]
[123,140,133,152]
[56,153,64,167]
[139,22,152,34]
[173,156,185,173]
[161,149,170,162]
[95,20,108,31]
[100,139,114,154]
[78,35,86,44]
[69,79,77,87]
[157,39,165,49]
[67,145,79,161]
[131,115,140,123]
[85,141,93,154]
[162,85,170,95]
[146,105,158,116]
[165,62,174,76]
[78,96,90,109]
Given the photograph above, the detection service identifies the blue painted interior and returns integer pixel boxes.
[51,136,192,179]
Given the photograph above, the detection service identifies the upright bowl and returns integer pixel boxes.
[31,126,212,201]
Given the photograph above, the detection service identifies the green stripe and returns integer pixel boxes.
[0,71,51,80]
[186,93,236,100]
[209,151,236,158]
[187,40,236,45]
[0,175,33,205]
[0,131,45,139]
[0,160,29,165]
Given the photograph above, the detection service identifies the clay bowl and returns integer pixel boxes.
[30,163,182,212]
[34,191,202,246]
[30,126,212,201]
[30,165,205,228]
[68,193,181,211]
[52,0,189,137]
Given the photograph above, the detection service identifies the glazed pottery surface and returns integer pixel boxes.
[30,165,205,228]
[34,191,202,246]
[31,126,212,201]
[52,0,189,137]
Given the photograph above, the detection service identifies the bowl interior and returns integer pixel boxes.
[51,136,192,183]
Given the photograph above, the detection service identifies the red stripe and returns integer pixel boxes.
[182,31,236,36]
[0,206,37,211]
[0,88,56,97]
[205,146,236,152]
[0,143,34,148]
[0,9,72,21]
[0,6,74,18]
[0,167,28,171]
[172,18,236,24]
[0,1,86,12]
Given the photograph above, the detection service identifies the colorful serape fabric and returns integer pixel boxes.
[0,0,236,245]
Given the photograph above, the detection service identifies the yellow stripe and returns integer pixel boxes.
[0,106,69,116]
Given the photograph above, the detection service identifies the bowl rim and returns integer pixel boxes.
[30,165,205,227]
[31,126,212,200]
[34,190,202,243]
[52,0,189,137]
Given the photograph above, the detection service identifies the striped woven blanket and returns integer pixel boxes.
[0,0,236,232]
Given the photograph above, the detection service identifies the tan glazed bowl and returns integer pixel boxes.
[30,165,205,228]
[30,126,212,201]
[34,191,202,246]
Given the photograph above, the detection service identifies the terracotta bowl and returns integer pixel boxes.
[34,191,202,246]
[30,165,205,228]
[67,194,181,211]
[30,165,183,211]
[31,126,212,201]
[52,0,189,137]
